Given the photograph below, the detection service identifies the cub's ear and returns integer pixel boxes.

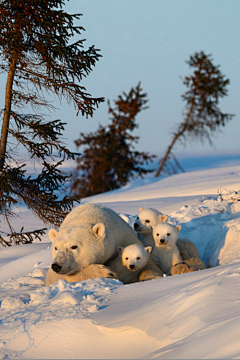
[139,207,144,212]
[176,225,182,232]
[92,223,106,238]
[161,214,168,223]
[145,246,152,254]
[49,229,58,242]
[117,246,124,254]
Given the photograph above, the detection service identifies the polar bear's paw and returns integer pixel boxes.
[94,264,118,279]
[138,268,163,282]
[78,264,118,281]
[170,261,195,276]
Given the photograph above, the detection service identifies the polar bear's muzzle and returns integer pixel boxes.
[134,223,144,232]
[52,262,62,273]
[128,264,137,271]
[134,223,141,231]
[159,239,167,245]
[52,251,79,275]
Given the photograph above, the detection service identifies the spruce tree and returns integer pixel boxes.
[70,83,155,198]
[155,51,234,177]
[0,0,104,246]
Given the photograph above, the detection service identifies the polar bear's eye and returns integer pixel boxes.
[145,220,150,223]
[125,257,128,260]
[137,257,140,260]
[167,233,170,236]
[55,247,57,251]
[156,233,159,237]
[71,245,78,250]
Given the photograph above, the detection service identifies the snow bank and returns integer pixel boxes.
[92,260,240,359]
[0,274,121,359]
[82,165,240,203]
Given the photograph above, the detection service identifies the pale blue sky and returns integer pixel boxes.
[62,0,240,157]
[1,0,240,158]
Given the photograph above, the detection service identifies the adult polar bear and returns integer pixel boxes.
[45,203,163,286]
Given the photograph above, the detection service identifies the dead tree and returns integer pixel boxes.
[155,51,234,177]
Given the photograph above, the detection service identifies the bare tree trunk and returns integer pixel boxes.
[0,56,17,170]
[155,103,194,177]
[155,132,182,177]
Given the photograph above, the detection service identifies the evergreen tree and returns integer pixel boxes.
[70,83,155,198]
[155,51,234,177]
[0,0,104,246]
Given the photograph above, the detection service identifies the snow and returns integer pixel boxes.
[1,160,240,359]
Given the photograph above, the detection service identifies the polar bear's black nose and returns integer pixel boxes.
[52,263,62,273]
[134,223,139,230]
[160,239,165,244]
[130,264,135,269]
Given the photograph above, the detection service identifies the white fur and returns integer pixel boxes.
[134,207,168,247]
[152,223,183,275]
[45,204,162,286]
[107,244,152,284]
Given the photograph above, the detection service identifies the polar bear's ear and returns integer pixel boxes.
[49,229,58,242]
[145,246,152,254]
[117,246,124,254]
[176,225,182,232]
[161,214,168,223]
[139,207,144,212]
[92,223,106,238]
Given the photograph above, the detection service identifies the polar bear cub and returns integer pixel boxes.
[134,207,168,247]
[152,223,194,276]
[107,244,152,284]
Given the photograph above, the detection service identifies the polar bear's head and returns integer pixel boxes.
[118,244,152,271]
[152,223,181,248]
[134,207,168,234]
[48,223,111,275]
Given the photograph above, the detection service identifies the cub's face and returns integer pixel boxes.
[118,244,152,271]
[134,208,168,234]
[152,223,181,248]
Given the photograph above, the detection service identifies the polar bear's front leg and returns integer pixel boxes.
[169,246,193,276]
[170,261,195,276]
[74,264,118,281]
[138,258,163,281]
[45,264,117,286]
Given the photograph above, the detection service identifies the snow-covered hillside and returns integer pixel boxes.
[0,162,240,359]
